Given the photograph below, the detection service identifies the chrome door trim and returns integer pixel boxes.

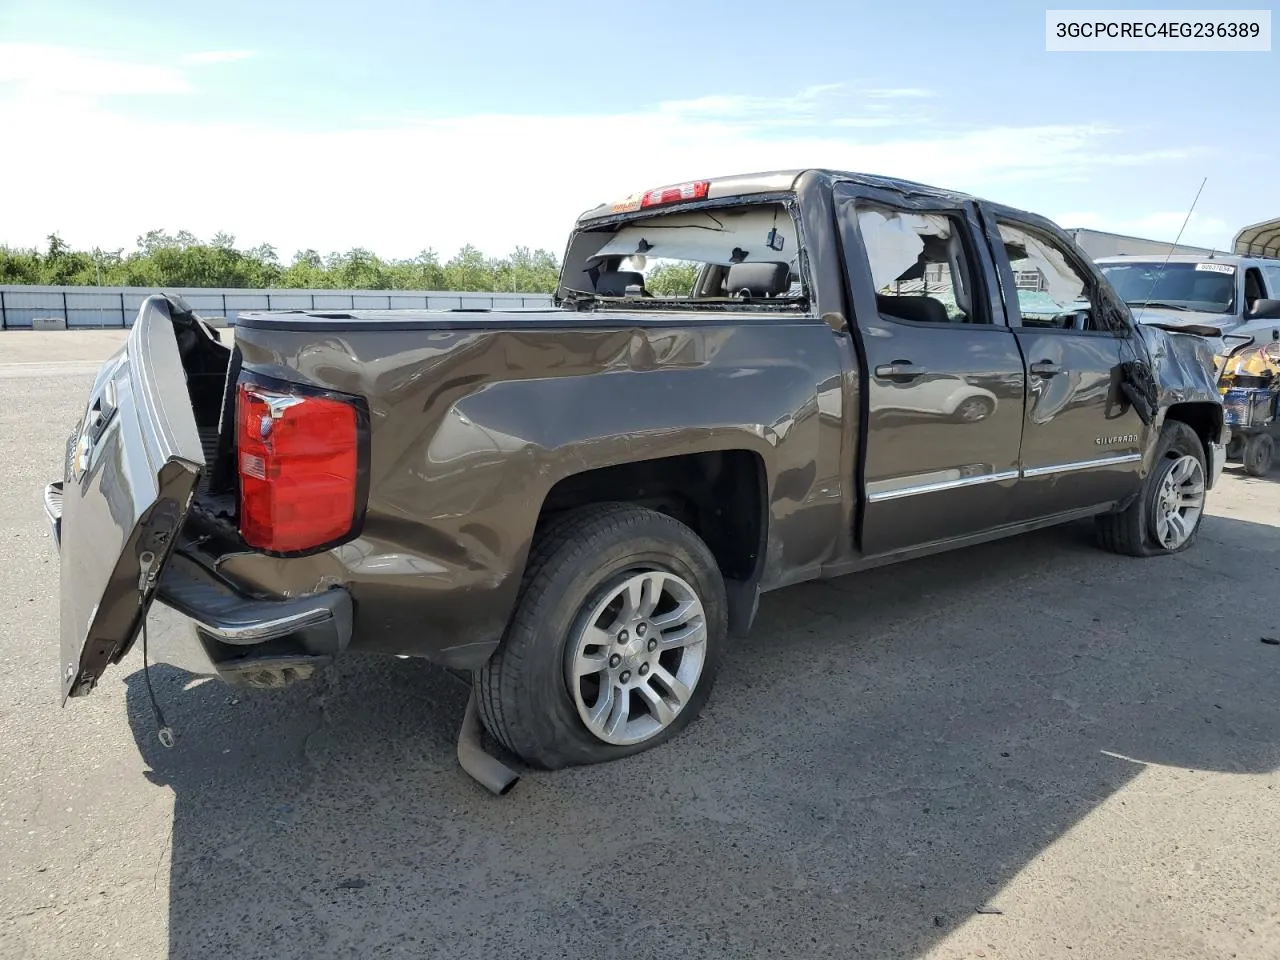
[866,453,1143,502]
[1020,453,1142,479]
[866,469,1020,502]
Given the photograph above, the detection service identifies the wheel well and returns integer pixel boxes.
[538,451,767,584]
[1164,402,1223,462]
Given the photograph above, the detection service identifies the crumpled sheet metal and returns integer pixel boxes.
[1136,322,1223,411]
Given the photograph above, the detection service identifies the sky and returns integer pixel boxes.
[0,0,1276,261]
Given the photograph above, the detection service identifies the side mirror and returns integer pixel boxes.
[1246,298,1280,321]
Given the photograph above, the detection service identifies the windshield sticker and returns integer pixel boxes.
[1195,262,1235,274]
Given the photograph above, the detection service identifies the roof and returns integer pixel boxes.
[1233,218,1280,258]
[573,168,981,224]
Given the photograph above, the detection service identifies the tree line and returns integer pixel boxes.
[0,231,563,292]
[0,231,698,296]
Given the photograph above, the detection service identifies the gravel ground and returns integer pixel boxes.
[2,331,1278,960]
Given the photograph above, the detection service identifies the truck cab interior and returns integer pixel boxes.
[558,200,807,307]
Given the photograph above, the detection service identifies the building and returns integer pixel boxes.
[1064,227,1217,260]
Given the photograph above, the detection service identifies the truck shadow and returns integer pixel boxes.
[125,514,1280,960]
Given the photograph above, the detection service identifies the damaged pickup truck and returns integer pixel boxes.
[46,169,1227,791]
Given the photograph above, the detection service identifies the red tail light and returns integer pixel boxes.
[640,180,710,208]
[235,381,363,554]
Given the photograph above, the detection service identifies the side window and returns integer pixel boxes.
[1245,268,1265,312]
[854,203,989,325]
[1265,266,1280,301]
[996,221,1116,333]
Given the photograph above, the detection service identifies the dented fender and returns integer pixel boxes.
[1133,323,1227,485]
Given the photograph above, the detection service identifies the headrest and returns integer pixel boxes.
[726,262,790,298]
[595,270,644,296]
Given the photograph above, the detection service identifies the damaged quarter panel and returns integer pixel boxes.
[226,315,847,668]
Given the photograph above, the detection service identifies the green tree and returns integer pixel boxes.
[0,232,565,293]
[444,244,493,291]
[646,261,699,297]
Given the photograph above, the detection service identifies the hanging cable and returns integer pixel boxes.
[141,617,175,748]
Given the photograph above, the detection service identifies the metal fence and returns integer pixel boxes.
[0,285,557,330]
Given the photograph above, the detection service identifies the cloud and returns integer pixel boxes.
[0,42,192,96]
[862,88,936,99]
[657,85,844,118]
[657,83,934,123]
[831,117,928,128]
[182,50,256,65]
[0,49,1209,261]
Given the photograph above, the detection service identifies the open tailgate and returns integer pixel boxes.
[46,294,206,701]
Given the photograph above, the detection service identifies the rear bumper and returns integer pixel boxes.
[46,481,351,688]
[157,552,351,647]
[44,481,63,546]
[1209,437,1227,488]
[158,553,353,687]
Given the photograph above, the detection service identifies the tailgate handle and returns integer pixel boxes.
[85,381,118,442]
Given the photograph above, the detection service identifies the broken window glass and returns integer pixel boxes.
[852,203,986,324]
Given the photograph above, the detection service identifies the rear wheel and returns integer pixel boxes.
[475,503,727,770]
[1243,434,1274,477]
[1096,420,1207,557]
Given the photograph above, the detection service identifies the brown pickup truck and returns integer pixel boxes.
[46,169,1227,793]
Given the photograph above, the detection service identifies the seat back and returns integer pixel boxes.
[595,271,645,296]
[725,262,790,298]
[876,294,950,324]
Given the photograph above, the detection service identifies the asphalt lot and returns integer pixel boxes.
[2,330,1279,960]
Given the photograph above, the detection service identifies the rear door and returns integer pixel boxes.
[47,295,205,701]
[979,208,1148,521]
[835,182,1026,556]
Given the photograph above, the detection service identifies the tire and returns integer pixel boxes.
[952,395,995,423]
[1243,434,1274,477]
[474,503,728,770]
[1095,420,1208,558]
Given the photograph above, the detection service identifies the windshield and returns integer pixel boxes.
[1098,261,1237,314]
[558,200,806,310]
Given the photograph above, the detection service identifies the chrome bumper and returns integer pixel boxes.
[43,482,63,547]
[1209,437,1227,488]
[154,552,352,687]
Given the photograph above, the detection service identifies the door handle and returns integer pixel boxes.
[874,361,927,381]
[1030,360,1063,378]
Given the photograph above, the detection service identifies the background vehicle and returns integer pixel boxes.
[46,169,1227,789]
[1095,253,1280,353]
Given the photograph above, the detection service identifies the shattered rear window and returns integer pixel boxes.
[559,200,807,310]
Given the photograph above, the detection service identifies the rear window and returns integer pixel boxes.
[558,200,807,310]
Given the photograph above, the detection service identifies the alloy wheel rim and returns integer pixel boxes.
[1153,454,1205,549]
[566,569,707,746]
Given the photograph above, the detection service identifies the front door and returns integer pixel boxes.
[980,209,1148,521]
[835,184,1026,556]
